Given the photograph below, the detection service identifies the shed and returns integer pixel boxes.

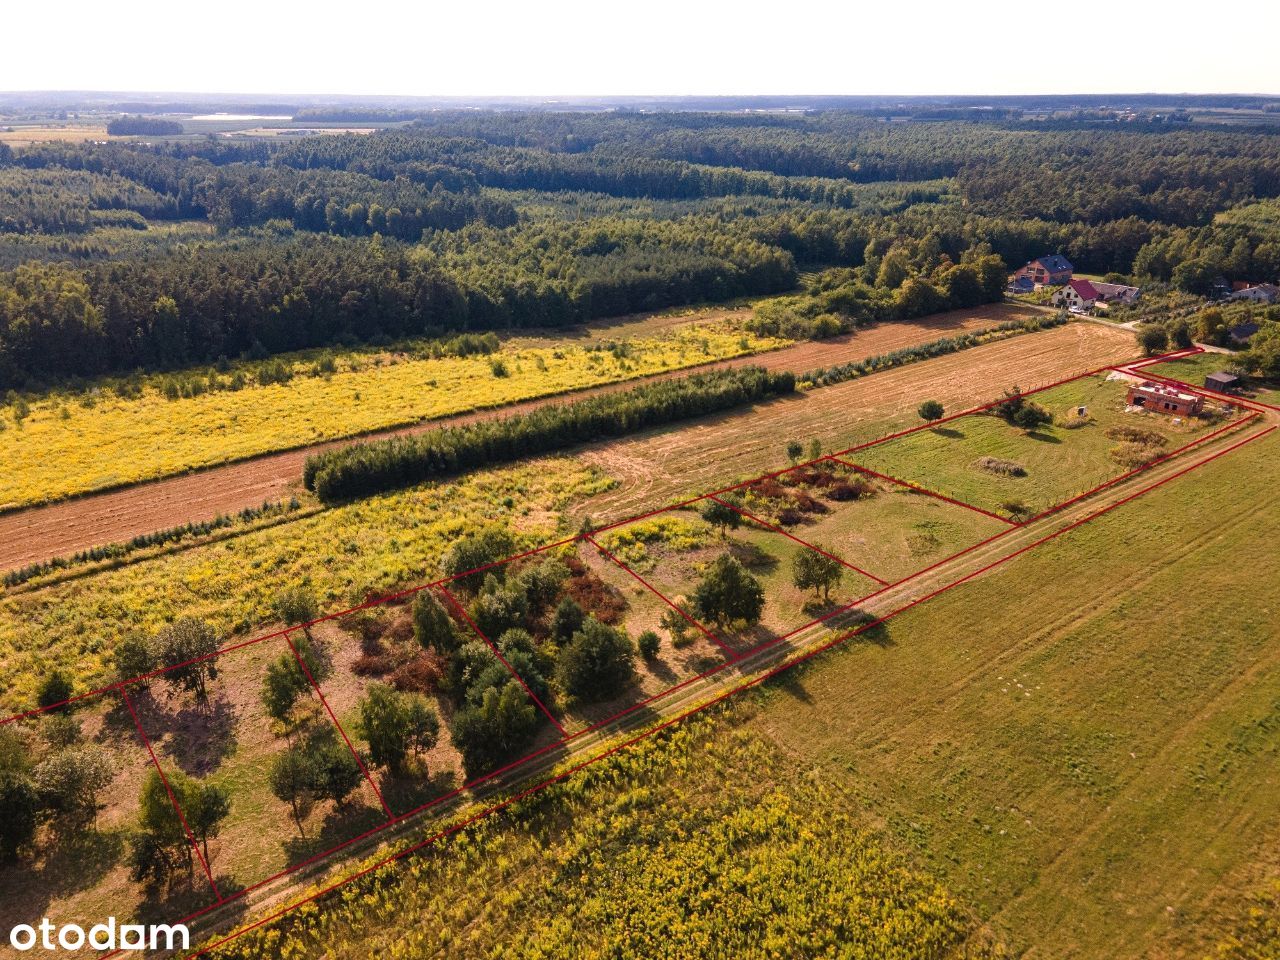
[1205,371,1241,393]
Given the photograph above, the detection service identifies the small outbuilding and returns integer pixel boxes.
[1205,371,1242,393]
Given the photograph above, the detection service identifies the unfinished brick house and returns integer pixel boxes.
[1126,381,1204,416]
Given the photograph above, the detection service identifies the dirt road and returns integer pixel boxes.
[0,308,1033,573]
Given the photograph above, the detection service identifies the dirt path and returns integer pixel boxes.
[0,307,1034,573]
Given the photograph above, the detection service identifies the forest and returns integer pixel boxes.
[1,112,1279,390]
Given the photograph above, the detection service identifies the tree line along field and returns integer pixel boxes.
[0,325,1133,712]
[0,319,784,510]
[1,347,1268,954]
[187,414,1280,960]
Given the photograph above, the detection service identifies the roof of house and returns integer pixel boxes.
[1206,371,1241,385]
[1229,322,1260,340]
[1034,254,1074,273]
[1065,278,1100,300]
[1008,276,1036,292]
[1131,381,1201,404]
[1091,281,1141,300]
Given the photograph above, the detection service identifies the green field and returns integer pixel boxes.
[847,374,1225,519]
[751,427,1280,957]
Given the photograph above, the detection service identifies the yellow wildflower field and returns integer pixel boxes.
[0,458,611,711]
[0,326,783,509]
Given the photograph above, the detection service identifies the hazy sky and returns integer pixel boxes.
[4,0,1278,97]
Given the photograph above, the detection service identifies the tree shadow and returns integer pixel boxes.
[154,697,238,776]
[0,827,128,928]
[931,426,965,439]
[134,869,228,926]
[377,769,459,818]
[729,540,779,574]
[643,655,678,686]
[282,800,389,868]
[1026,430,1062,444]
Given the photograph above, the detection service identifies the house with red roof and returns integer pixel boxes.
[1051,278,1141,312]
[1052,278,1101,311]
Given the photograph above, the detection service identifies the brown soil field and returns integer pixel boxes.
[0,304,1040,573]
[577,322,1137,524]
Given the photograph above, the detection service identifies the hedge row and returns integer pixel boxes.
[304,367,796,503]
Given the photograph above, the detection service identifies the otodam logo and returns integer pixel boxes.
[8,918,189,952]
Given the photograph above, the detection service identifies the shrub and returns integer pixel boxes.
[690,556,765,628]
[918,399,945,422]
[637,630,661,660]
[411,590,460,654]
[974,456,1027,477]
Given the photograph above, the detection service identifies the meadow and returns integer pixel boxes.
[0,459,611,712]
[750,426,1280,958]
[0,323,783,510]
[201,714,995,960]
[846,373,1228,519]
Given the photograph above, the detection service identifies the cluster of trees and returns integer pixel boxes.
[416,543,639,776]
[746,250,1007,340]
[2,113,1279,389]
[106,117,184,136]
[1,719,114,864]
[993,388,1054,432]
[0,215,796,387]
[303,366,796,503]
[4,140,514,237]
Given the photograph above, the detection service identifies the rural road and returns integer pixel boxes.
[0,311,1012,574]
[177,383,1277,955]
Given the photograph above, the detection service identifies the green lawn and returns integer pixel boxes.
[846,374,1220,519]
[780,468,1011,584]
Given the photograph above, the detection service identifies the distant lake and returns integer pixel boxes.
[189,113,293,121]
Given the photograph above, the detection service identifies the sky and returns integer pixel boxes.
[3,0,1278,97]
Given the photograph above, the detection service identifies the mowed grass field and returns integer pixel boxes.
[749,427,1280,958]
[0,324,782,510]
[847,373,1228,519]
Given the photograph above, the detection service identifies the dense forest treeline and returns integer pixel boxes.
[303,366,796,502]
[2,112,1279,386]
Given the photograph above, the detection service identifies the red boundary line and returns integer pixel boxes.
[0,347,1241,727]
[707,494,892,584]
[585,533,739,660]
[439,586,569,737]
[120,687,222,901]
[826,457,1021,527]
[286,631,393,821]
[184,421,1277,959]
